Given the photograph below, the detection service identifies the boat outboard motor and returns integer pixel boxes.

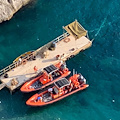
[78,74,83,81]
[60,64,66,70]
[79,78,86,84]
[80,75,84,79]
[78,75,86,84]
[83,78,86,84]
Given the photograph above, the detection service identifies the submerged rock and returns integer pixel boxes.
[0,0,31,23]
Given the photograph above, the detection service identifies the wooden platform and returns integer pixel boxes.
[0,34,92,92]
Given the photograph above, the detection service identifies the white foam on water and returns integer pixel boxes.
[112,99,115,103]
[94,17,107,37]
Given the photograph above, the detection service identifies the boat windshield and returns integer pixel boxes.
[43,64,58,74]
[54,78,70,89]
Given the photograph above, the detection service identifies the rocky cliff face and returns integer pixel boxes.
[0,0,31,23]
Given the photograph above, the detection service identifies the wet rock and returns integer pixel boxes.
[0,0,31,23]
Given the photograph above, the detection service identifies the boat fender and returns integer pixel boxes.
[22,59,27,65]
[64,38,70,43]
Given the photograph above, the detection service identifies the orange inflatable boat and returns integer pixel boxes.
[20,62,71,92]
[26,73,89,106]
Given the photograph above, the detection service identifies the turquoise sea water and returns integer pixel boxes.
[0,0,120,120]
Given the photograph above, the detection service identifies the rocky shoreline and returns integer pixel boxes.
[0,0,31,23]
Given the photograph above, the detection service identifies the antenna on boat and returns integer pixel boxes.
[73,69,75,75]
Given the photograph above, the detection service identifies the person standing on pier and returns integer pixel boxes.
[34,66,38,73]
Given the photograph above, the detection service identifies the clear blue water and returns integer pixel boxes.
[0,0,120,119]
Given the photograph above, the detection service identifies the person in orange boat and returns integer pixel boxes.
[37,96,42,102]
[48,88,53,93]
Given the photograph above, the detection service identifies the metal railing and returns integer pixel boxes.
[53,32,69,43]
[0,32,70,77]
[35,32,69,53]
[0,52,34,76]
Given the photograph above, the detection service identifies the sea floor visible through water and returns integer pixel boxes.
[0,0,120,120]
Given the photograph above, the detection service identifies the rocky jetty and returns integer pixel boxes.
[0,0,31,23]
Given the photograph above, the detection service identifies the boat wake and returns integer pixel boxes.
[89,15,120,39]
[94,17,107,37]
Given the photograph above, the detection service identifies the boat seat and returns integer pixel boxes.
[43,92,52,102]
[52,72,61,80]
[43,92,50,97]
[31,81,42,89]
